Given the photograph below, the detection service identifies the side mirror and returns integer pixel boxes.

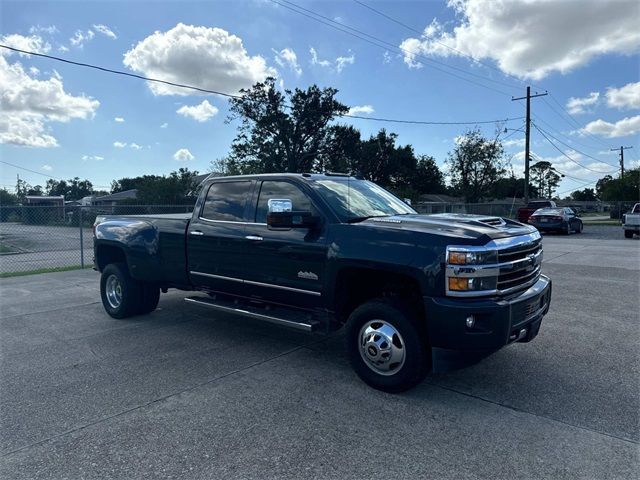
[267,198,318,230]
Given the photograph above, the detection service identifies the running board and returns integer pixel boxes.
[184,296,319,332]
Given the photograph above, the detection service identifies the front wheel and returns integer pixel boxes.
[574,222,583,233]
[624,230,634,238]
[345,299,430,393]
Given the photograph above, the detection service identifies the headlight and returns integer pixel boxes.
[446,249,497,265]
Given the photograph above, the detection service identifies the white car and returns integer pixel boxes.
[622,203,640,238]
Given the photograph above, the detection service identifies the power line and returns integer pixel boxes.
[532,122,618,168]
[340,113,523,125]
[0,44,524,128]
[545,94,611,149]
[269,0,517,95]
[532,124,617,174]
[0,160,59,180]
[531,114,613,153]
[0,44,242,98]
[352,0,539,91]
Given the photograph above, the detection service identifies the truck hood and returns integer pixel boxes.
[358,213,536,243]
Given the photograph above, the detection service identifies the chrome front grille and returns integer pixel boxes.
[496,238,542,293]
[445,231,543,297]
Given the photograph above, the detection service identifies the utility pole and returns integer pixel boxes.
[610,146,632,178]
[512,87,547,203]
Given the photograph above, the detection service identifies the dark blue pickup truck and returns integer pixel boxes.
[94,173,551,392]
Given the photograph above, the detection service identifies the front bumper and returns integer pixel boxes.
[423,275,551,351]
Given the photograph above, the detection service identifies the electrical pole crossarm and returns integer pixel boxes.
[611,146,632,179]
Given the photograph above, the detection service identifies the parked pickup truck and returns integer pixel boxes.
[517,200,557,224]
[622,203,640,238]
[94,173,552,392]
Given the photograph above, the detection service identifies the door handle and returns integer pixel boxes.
[245,235,263,241]
[190,230,204,236]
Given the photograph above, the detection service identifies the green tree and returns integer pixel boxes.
[45,177,93,200]
[488,176,538,199]
[111,168,200,204]
[0,188,18,205]
[319,124,362,173]
[529,161,562,198]
[446,129,507,203]
[227,77,348,174]
[570,188,598,201]
[597,169,640,201]
[413,155,446,195]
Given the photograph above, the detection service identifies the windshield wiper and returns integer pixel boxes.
[346,215,389,223]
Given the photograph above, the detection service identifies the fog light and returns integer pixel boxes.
[466,315,475,328]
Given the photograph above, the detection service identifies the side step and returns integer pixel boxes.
[184,295,319,332]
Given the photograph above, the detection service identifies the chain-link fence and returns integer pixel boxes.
[0,205,192,275]
[0,200,634,276]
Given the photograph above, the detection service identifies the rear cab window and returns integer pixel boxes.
[200,181,252,222]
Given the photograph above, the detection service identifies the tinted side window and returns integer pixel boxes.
[255,181,313,223]
[201,181,251,221]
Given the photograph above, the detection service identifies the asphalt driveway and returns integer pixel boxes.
[0,235,638,479]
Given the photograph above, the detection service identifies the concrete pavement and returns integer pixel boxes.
[0,235,638,479]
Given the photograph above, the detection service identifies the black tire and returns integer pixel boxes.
[100,262,141,319]
[574,222,583,233]
[345,298,430,393]
[564,223,571,235]
[624,230,634,238]
[138,283,160,314]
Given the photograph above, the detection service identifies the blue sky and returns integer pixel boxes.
[1,0,639,196]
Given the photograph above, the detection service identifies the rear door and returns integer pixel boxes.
[242,179,328,309]
[187,180,254,295]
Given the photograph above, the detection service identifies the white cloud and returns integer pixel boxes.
[129,143,142,150]
[29,25,59,35]
[335,53,355,73]
[70,29,94,48]
[92,24,117,40]
[173,148,195,161]
[581,115,640,138]
[309,47,355,73]
[41,164,53,171]
[566,92,600,115]
[113,141,127,148]
[58,45,69,53]
[503,138,525,148]
[176,99,219,122]
[383,51,392,64]
[0,53,99,147]
[348,105,375,116]
[114,117,125,123]
[81,154,104,161]
[0,33,51,55]
[123,23,276,96]
[160,122,168,128]
[605,82,640,110]
[273,47,302,76]
[399,0,640,80]
[309,47,331,67]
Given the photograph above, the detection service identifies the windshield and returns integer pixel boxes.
[534,208,563,215]
[312,178,416,221]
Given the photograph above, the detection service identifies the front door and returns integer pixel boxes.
[242,180,328,309]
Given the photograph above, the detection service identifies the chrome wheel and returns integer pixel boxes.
[358,320,406,376]
[105,274,123,309]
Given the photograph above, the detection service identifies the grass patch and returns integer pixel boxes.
[0,265,93,279]
[583,220,621,226]
[0,243,18,254]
